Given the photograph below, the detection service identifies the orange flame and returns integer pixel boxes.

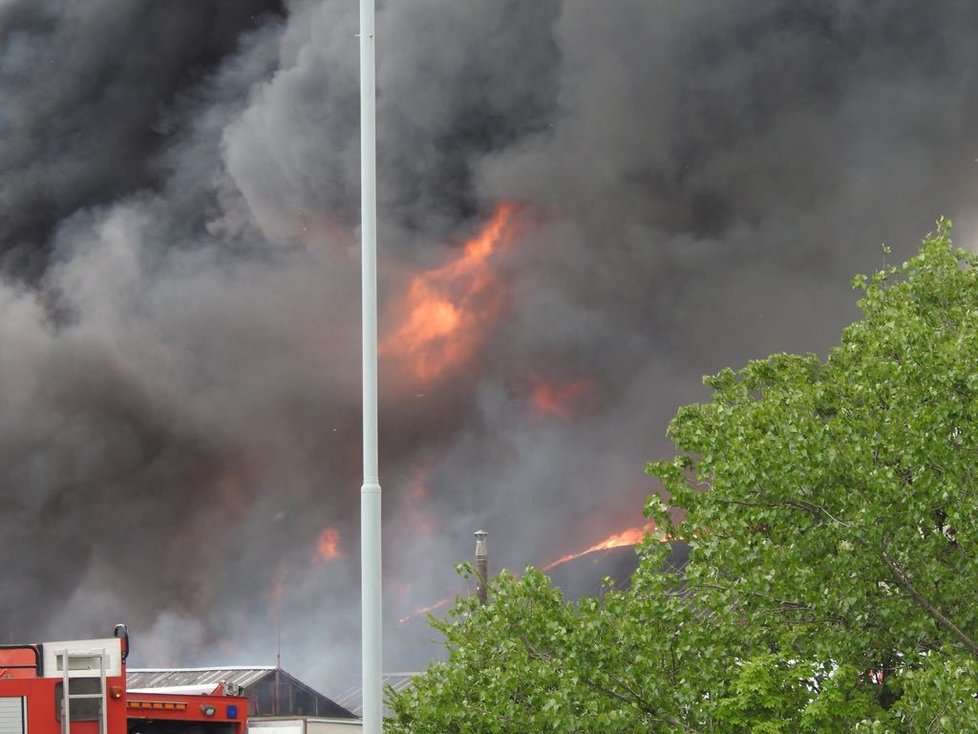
[543,523,654,571]
[395,520,661,624]
[398,597,452,625]
[530,376,598,420]
[315,526,342,563]
[382,204,518,382]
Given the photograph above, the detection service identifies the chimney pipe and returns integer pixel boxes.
[474,530,488,605]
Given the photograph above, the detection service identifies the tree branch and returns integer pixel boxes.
[785,499,850,527]
[712,496,850,527]
[880,551,978,659]
[926,695,953,734]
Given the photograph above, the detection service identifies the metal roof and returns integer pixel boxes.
[127,685,223,696]
[127,667,276,690]
[127,667,357,720]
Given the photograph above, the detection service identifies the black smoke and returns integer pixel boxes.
[0,0,286,278]
[2,0,978,694]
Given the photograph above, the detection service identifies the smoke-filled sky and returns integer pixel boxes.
[3,0,978,695]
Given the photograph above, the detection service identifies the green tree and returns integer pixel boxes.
[387,222,978,732]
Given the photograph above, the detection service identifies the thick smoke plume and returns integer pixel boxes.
[2,0,978,694]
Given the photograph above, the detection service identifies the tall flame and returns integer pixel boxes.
[382,204,518,382]
[543,523,653,571]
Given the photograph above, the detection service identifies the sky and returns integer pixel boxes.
[2,0,978,695]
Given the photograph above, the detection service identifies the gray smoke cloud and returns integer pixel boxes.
[2,0,978,697]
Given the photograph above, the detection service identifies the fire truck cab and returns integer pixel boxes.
[0,628,246,734]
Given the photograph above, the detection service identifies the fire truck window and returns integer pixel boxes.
[54,680,101,721]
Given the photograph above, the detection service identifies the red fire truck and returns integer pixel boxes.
[0,626,247,734]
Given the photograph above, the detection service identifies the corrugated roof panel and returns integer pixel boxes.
[127,668,275,690]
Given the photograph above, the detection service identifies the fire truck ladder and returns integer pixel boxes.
[57,649,108,734]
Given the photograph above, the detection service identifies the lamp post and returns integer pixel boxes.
[359,1,382,733]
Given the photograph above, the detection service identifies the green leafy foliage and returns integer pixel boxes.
[386,222,978,732]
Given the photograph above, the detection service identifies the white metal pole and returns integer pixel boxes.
[359,0,382,732]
